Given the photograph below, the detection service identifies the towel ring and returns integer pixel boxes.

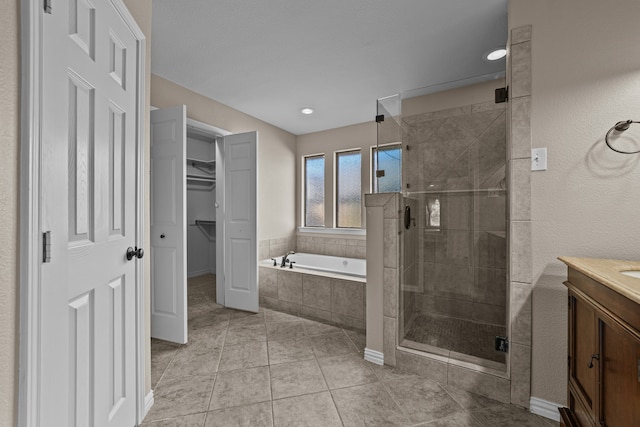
[605,120,640,154]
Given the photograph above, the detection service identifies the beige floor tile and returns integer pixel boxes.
[470,404,556,427]
[209,366,271,411]
[204,401,273,427]
[265,310,300,323]
[163,344,222,379]
[301,319,342,336]
[416,411,483,427]
[270,359,327,399]
[225,324,267,346]
[309,331,358,359]
[331,382,409,427]
[317,353,378,390]
[150,339,181,388]
[441,385,503,411]
[383,377,464,424]
[141,412,206,427]
[370,363,423,383]
[229,313,266,328]
[218,341,268,371]
[145,375,215,422]
[343,329,366,353]
[272,391,342,427]
[267,338,315,365]
[266,321,308,341]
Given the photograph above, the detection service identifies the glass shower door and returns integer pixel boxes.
[375,95,402,193]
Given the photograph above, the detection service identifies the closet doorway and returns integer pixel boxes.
[150,106,258,344]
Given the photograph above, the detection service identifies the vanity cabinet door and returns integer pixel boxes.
[597,313,640,427]
[569,291,598,424]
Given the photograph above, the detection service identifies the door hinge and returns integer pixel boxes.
[495,87,508,103]
[375,114,384,123]
[44,0,52,14]
[43,231,52,263]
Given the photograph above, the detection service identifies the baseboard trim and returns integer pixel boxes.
[529,396,561,422]
[144,390,154,419]
[364,348,384,365]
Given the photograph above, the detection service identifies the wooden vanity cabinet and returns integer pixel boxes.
[560,268,640,427]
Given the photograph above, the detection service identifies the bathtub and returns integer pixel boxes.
[259,252,367,330]
[263,252,366,279]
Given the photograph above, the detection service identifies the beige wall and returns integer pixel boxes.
[297,122,376,229]
[1,1,20,424]
[402,80,504,117]
[510,0,640,405]
[151,75,297,241]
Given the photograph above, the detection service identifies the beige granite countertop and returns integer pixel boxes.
[558,257,640,305]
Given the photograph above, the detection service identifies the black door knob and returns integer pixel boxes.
[126,246,144,261]
[160,234,165,239]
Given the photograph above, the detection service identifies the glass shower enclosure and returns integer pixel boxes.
[376,83,508,369]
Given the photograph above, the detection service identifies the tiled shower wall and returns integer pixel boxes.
[401,100,508,330]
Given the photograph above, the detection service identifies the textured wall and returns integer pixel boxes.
[1,2,20,425]
[509,0,640,405]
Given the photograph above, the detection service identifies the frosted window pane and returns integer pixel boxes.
[304,156,324,227]
[373,144,402,193]
[336,151,361,228]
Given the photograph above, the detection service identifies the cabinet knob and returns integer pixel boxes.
[587,353,600,369]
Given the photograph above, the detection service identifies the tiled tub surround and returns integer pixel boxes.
[259,262,366,331]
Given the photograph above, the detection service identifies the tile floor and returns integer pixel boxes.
[143,275,557,427]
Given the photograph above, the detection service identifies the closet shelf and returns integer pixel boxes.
[187,174,215,182]
[186,157,216,168]
[187,175,215,191]
[191,219,216,241]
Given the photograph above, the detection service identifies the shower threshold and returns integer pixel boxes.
[402,313,507,370]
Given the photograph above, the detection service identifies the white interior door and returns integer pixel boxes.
[39,0,141,425]
[223,132,259,312]
[150,106,188,344]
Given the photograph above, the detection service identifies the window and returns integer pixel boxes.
[372,143,402,193]
[336,150,361,228]
[304,155,325,227]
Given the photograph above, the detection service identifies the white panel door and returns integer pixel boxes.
[223,132,258,312]
[150,106,188,344]
[39,0,140,425]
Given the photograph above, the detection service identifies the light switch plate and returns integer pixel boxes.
[531,148,547,171]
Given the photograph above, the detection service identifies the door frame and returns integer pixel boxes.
[18,1,148,425]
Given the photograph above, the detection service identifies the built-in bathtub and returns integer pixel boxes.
[259,253,366,330]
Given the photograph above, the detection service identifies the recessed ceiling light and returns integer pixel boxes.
[486,48,507,61]
[301,107,314,115]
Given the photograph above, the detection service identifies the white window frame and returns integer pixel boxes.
[370,142,402,193]
[334,148,362,229]
[302,153,325,228]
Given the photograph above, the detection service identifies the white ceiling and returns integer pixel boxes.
[151,0,507,135]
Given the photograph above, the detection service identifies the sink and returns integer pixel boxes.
[620,270,640,279]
